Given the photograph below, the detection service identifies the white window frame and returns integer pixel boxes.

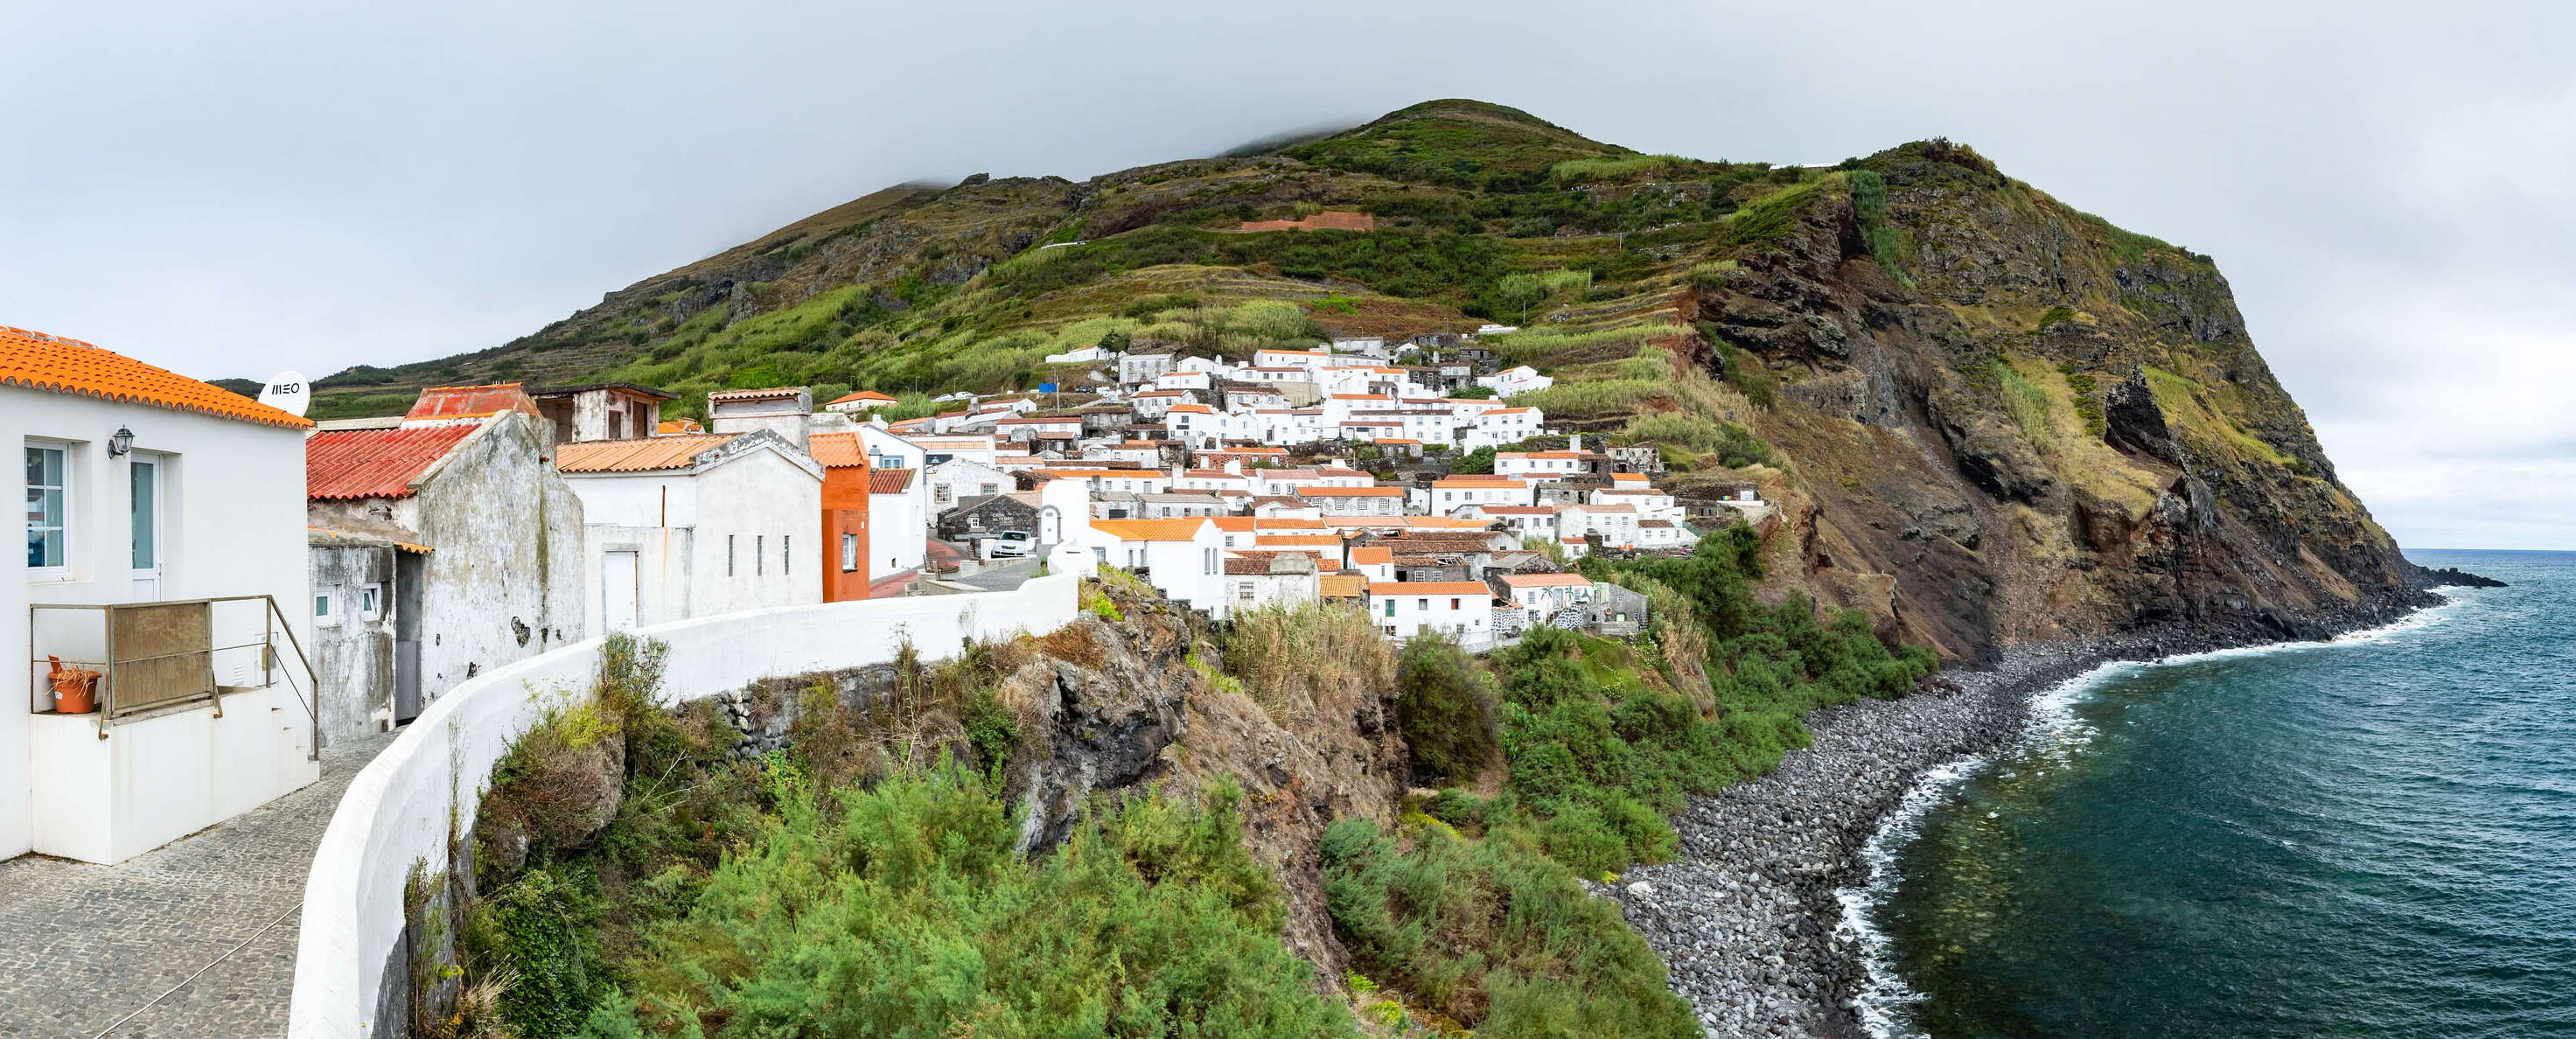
[315,590,339,627]
[359,582,385,622]
[841,533,860,573]
[25,441,72,580]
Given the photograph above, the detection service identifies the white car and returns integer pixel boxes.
[986,530,1035,559]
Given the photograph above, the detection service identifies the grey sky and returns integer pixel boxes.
[5,1,2568,549]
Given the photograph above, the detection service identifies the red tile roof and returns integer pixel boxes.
[406,383,538,422]
[869,467,917,493]
[0,325,311,429]
[307,424,479,500]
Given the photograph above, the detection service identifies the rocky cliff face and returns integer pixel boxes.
[1688,143,2428,660]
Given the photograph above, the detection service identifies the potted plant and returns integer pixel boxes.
[46,656,100,715]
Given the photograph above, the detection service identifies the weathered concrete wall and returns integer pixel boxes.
[409,412,586,703]
[308,543,394,745]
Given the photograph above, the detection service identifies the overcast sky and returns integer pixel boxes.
[4,1,2567,549]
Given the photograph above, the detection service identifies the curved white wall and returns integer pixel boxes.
[287,549,1088,1037]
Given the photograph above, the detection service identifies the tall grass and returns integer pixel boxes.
[1511,379,1665,419]
[1549,153,1693,184]
[1991,360,2057,450]
[1720,178,1830,248]
[1222,602,1397,724]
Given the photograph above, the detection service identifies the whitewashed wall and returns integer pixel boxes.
[287,547,1091,1038]
[4,384,314,859]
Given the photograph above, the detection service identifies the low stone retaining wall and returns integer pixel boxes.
[286,551,1086,1037]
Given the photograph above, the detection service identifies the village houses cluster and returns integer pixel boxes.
[3,321,1765,864]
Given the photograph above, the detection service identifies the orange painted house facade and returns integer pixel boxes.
[809,433,873,603]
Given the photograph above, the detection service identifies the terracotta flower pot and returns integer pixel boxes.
[45,656,99,715]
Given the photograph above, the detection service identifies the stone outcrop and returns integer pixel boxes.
[1686,143,2435,661]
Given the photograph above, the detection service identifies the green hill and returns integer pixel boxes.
[313,99,2428,659]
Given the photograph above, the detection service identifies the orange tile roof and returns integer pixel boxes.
[1318,573,1367,598]
[1091,518,1211,542]
[708,386,805,402]
[1255,534,1342,547]
[1349,546,1393,565]
[1211,516,1260,533]
[869,467,917,493]
[657,419,704,435]
[0,325,311,429]
[808,432,870,468]
[557,433,738,473]
[1435,476,1526,487]
[1257,517,1330,530]
[307,424,478,500]
[829,390,897,404]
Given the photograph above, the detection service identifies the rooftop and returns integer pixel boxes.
[0,324,311,429]
[1091,518,1211,542]
[557,433,738,473]
[306,424,479,500]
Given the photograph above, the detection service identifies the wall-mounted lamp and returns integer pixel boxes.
[108,427,135,457]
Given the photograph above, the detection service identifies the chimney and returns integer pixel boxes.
[1567,434,1582,452]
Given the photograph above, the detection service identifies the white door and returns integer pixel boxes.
[604,550,639,631]
[129,454,163,600]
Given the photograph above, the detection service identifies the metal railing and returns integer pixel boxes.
[28,595,319,760]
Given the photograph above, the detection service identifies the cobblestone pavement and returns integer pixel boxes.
[0,730,396,1038]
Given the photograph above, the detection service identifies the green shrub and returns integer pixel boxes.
[589,764,1351,1037]
[1320,819,1698,1036]
[1849,169,1912,286]
[465,867,607,1037]
[1395,633,1501,783]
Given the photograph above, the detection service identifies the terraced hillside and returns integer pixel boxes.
[310,99,2429,659]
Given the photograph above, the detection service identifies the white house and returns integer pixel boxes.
[823,389,899,415]
[1475,366,1553,398]
[1296,485,1407,517]
[1637,519,1699,549]
[5,325,320,863]
[556,430,824,631]
[1043,343,1117,365]
[1464,504,1561,542]
[1466,406,1545,449]
[925,457,1016,512]
[866,465,930,580]
[1365,582,1496,644]
[1220,553,1320,614]
[1089,517,1227,617]
[1496,450,1591,482]
[1427,476,1535,515]
[1496,572,1594,617]
[851,421,931,471]
[1559,502,1642,548]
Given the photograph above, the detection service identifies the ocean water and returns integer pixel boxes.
[1852,550,2576,1038]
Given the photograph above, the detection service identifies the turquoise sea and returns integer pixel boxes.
[1852,550,2576,1038]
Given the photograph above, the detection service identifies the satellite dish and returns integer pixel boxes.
[256,371,311,417]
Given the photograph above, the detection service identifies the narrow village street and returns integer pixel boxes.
[0,731,393,1038]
